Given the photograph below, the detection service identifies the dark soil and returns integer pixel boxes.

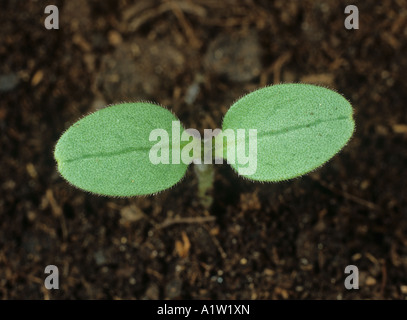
[1,0,407,299]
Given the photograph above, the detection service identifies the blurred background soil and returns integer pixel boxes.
[1,0,407,299]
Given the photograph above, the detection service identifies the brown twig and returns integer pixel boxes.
[380,260,387,297]
[204,225,227,259]
[260,52,292,86]
[169,1,202,48]
[126,1,206,33]
[310,176,379,211]
[156,215,216,229]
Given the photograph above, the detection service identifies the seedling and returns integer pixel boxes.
[54,83,355,198]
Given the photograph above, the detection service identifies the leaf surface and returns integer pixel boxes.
[222,84,355,181]
[54,102,188,196]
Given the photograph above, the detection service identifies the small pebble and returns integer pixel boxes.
[365,276,376,286]
[165,279,182,299]
[0,73,19,92]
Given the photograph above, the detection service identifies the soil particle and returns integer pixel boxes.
[204,30,262,82]
[96,39,187,101]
